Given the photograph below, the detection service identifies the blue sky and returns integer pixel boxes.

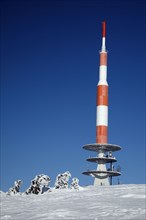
[1,0,145,192]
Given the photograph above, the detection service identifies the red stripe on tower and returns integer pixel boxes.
[102,21,106,37]
[96,21,108,144]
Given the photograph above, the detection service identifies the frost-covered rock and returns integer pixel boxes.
[70,177,80,190]
[25,179,40,195]
[7,180,22,195]
[38,174,51,194]
[25,174,51,195]
[55,171,71,189]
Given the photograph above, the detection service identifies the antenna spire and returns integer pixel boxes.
[101,21,106,52]
[102,21,106,37]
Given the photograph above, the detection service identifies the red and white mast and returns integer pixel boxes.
[82,21,122,186]
[96,21,108,144]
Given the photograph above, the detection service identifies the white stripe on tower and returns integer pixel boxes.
[96,21,108,144]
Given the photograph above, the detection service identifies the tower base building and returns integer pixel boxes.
[83,144,121,186]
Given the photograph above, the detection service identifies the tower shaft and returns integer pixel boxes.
[96,21,108,144]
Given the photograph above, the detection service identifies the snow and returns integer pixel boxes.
[1,184,145,220]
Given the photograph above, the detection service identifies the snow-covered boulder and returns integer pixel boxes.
[6,180,22,195]
[55,171,71,189]
[25,174,51,195]
[70,177,80,190]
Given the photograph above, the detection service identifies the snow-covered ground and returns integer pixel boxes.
[1,184,145,220]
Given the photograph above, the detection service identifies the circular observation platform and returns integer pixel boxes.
[83,143,121,152]
[82,170,121,177]
[86,157,117,163]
